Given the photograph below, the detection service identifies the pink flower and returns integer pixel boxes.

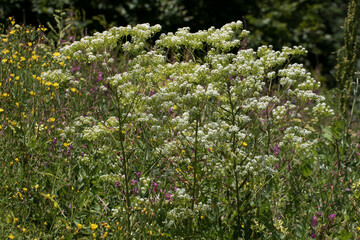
[328,214,336,221]
[311,216,318,227]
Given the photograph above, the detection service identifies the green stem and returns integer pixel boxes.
[192,115,199,211]
[117,99,131,235]
[228,81,242,234]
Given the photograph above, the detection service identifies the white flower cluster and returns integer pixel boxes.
[156,21,247,51]
[99,173,124,184]
[41,69,74,85]
[60,23,162,62]
[82,117,118,141]
[279,126,319,154]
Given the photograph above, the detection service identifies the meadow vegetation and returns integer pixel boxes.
[0,11,359,240]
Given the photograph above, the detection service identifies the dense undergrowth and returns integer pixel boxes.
[0,14,360,240]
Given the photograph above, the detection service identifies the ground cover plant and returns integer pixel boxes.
[1,13,360,240]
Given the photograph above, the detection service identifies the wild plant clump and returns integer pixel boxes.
[4,19,357,240]
[54,21,333,238]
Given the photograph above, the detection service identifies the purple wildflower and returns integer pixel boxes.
[166,193,172,200]
[66,144,72,156]
[274,145,280,156]
[311,216,318,227]
[328,214,336,221]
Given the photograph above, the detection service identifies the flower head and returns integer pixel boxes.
[328,214,336,221]
[90,222,98,230]
[311,216,318,227]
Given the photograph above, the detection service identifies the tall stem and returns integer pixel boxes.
[192,115,199,211]
[117,99,131,234]
[228,83,242,233]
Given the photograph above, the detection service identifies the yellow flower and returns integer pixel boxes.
[23,188,27,192]
[70,88,76,92]
[2,38,7,42]
[15,76,20,80]
[2,93,9,97]
[35,184,39,189]
[30,91,35,96]
[8,233,14,239]
[90,223,98,231]
[49,117,55,122]
[2,59,7,63]
[149,231,153,236]
[22,228,26,233]
[241,141,247,147]
[53,82,59,87]
[10,161,13,166]
[0,108,4,112]
[28,42,32,46]
[53,52,61,57]
[77,223,83,229]
[173,105,177,110]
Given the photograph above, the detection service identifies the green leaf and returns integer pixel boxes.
[337,230,352,240]
[301,163,312,177]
